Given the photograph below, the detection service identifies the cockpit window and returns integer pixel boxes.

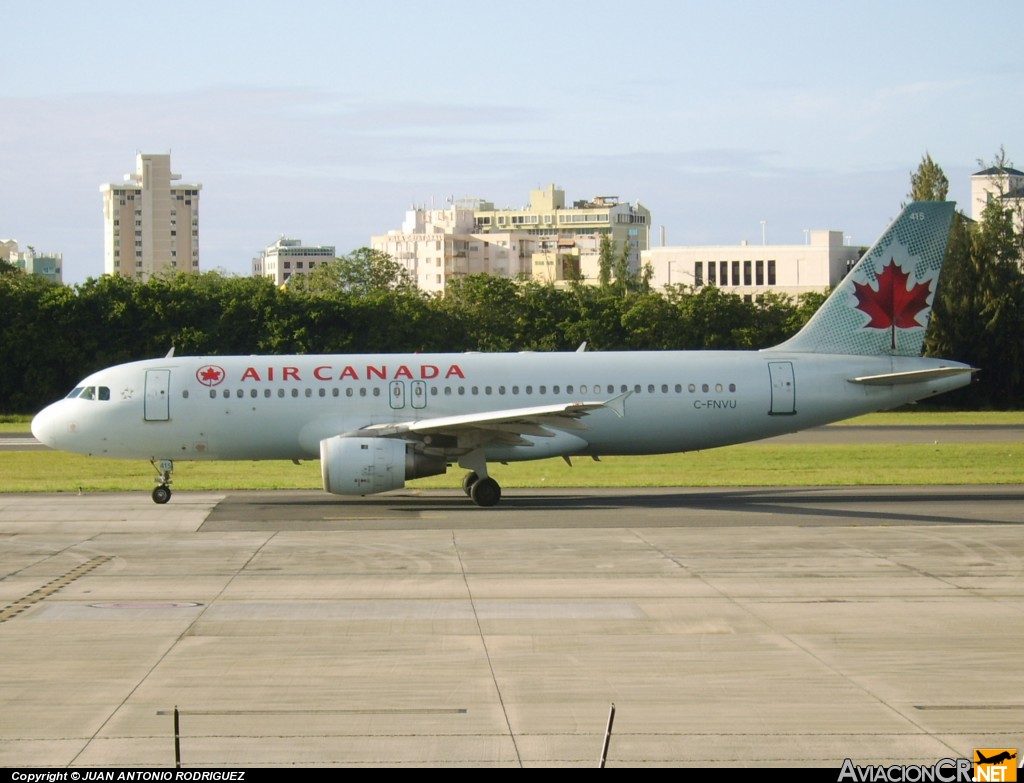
[68,385,111,401]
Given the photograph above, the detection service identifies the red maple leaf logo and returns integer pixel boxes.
[196,365,225,387]
[853,259,932,329]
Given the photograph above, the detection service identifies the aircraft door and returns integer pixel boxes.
[389,381,406,409]
[767,361,796,415]
[144,369,171,421]
[410,381,427,410]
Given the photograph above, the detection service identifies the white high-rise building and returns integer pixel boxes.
[101,153,201,280]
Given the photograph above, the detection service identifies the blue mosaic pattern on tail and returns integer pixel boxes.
[769,201,955,357]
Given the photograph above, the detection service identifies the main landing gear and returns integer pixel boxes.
[150,459,174,504]
[462,471,502,507]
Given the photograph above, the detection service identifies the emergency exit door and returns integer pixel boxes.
[144,369,171,421]
[767,361,796,415]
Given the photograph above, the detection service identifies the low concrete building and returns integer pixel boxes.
[643,230,861,299]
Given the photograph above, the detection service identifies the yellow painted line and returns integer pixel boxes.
[0,556,112,622]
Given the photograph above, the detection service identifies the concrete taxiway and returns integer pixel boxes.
[1,485,1022,768]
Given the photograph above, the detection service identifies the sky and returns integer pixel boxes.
[2,0,1022,283]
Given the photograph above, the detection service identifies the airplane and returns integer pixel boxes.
[31,201,974,507]
[975,751,1017,765]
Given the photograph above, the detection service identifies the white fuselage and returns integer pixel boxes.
[31,350,972,464]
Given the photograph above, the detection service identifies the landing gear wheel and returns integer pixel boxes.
[152,485,172,504]
[462,472,479,496]
[470,477,501,507]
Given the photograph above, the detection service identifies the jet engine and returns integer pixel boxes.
[320,436,447,496]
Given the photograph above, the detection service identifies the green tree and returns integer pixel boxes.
[299,248,414,296]
[908,152,949,202]
[925,150,1024,406]
[597,234,613,289]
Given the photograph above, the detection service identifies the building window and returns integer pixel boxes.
[694,262,703,286]
[743,261,752,285]
[767,260,776,285]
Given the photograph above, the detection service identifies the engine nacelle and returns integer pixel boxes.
[320,436,446,496]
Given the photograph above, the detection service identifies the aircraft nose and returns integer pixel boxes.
[31,403,61,448]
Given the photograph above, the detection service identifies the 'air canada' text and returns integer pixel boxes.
[238,364,466,383]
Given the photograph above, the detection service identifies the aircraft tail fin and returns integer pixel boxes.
[768,201,956,357]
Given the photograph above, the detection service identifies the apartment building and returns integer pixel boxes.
[252,237,336,286]
[101,153,200,280]
[371,185,651,293]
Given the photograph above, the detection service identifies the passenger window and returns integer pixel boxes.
[729,383,736,392]
[525,386,532,395]
[634,384,641,393]
[209,390,216,399]
[359,388,367,397]
[345,388,353,397]
[222,389,230,398]
[236,389,244,398]
[498,386,506,395]
[278,389,285,398]
[702,384,709,392]
[661,384,668,394]
[332,388,339,397]
[264,389,271,398]
[566,385,574,394]
[291,389,299,398]
[648,384,655,394]
[373,388,381,397]
[305,388,312,398]
[581,385,587,394]
[553,385,560,394]
[512,386,519,395]
[250,389,258,398]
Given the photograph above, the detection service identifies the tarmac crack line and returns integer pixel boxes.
[451,531,523,769]
[68,531,281,767]
[628,529,965,759]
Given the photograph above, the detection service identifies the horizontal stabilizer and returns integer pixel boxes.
[847,367,976,386]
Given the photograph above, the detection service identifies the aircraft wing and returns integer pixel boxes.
[356,393,629,446]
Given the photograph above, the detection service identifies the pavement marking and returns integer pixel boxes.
[0,555,112,623]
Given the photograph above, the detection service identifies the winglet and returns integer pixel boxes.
[164,346,175,359]
[576,341,588,353]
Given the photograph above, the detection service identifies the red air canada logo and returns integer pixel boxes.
[196,365,226,387]
[853,259,932,330]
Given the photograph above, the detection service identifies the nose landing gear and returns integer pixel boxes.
[150,459,173,504]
